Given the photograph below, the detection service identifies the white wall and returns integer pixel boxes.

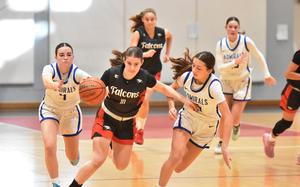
[0,0,34,84]
[294,0,300,50]
[49,0,125,79]
[49,0,267,83]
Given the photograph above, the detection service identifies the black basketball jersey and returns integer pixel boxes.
[137,26,166,75]
[287,50,300,89]
[101,64,157,117]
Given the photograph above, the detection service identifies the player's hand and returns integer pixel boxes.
[264,76,277,86]
[163,54,170,63]
[52,80,63,91]
[185,100,200,112]
[221,146,232,169]
[80,76,98,84]
[144,49,156,58]
[235,52,248,65]
[168,107,177,120]
[80,76,90,84]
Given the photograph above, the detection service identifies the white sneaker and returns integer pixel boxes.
[262,133,275,158]
[214,141,222,154]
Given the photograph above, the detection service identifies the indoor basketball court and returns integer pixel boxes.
[0,107,299,187]
[1,0,300,187]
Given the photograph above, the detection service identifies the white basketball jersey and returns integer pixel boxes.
[43,62,85,109]
[181,71,225,122]
[218,34,251,80]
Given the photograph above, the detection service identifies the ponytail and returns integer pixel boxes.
[170,48,192,80]
[110,50,124,66]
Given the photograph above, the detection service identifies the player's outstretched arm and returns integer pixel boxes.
[153,81,199,112]
[218,101,233,169]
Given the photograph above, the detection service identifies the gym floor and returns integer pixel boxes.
[0,106,299,187]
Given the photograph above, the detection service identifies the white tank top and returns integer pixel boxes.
[180,71,225,122]
[218,34,251,80]
[43,62,88,110]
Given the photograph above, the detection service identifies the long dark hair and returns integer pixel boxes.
[170,49,215,80]
[225,16,240,26]
[110,47,143,66]
[170,48,192,80]
[129,8,157,32]
[55,42,73,56]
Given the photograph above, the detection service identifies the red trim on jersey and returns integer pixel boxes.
[280,84,297,113]
[112,136,134,145]
[91,109,113,139]
[155,72,161,80]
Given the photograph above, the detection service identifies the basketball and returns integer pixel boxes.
[79,77,106,106]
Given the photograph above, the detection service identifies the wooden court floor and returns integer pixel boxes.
[0,107,300,187]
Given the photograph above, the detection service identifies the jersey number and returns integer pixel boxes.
[60,93,67,101]
[120,99,126,104]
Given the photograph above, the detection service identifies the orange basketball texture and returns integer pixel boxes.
[79,77,106,106]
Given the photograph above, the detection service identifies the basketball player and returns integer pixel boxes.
[214,16,277,154]
[39,43,90,187]
[130,8,172,145]
[263,50,300,164]
[69,47,197,187]
[158,49,233,187]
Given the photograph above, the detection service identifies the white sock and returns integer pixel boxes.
[136,117,146,130]
[51,177,60,185]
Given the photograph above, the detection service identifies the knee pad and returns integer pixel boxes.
[272,119,293,136]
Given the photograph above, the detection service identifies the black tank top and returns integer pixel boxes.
[137,26,166,75]
[287,50,300,89]
[101,64,156,117]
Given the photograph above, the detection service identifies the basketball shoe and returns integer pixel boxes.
[262,133,275,158]
[135,129,144,145]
